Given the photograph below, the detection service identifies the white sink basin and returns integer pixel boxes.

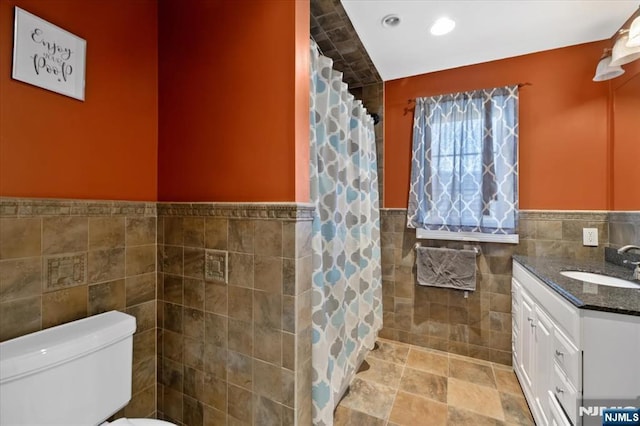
[560,271,640,289]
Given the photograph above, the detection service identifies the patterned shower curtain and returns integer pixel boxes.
[309,40,383,426]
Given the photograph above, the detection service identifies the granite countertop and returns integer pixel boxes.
[513,254,640,317]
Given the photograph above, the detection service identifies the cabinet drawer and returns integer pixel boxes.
[553,329,580,385]
[548,390,572,426]
[552,365,578,425]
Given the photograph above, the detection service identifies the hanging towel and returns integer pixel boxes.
[416,246,477,290]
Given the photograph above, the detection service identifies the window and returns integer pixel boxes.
[407,86,519,243]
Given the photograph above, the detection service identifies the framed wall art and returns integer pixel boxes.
[12,7,86,101]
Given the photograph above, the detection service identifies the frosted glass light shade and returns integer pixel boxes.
[627,16,640,48]
[610,34,640,66]
[593,55,625,82]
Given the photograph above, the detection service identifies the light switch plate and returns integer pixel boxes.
[583,228,598,247]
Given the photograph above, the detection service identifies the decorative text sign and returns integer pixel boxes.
[12,7,86,101]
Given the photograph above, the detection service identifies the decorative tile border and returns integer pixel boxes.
[1,198,316,221]
[0,197,156,217]
[519,210,609,221]
[4,201,629,222]
[381,208,614,222]
[379,208,407,216]
[157,202,315,220]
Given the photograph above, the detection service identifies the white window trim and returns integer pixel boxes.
[416,228,519,244]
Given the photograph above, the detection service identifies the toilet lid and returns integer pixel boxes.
[109,418,176,426]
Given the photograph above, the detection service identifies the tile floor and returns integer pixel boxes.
[334,338,535,425]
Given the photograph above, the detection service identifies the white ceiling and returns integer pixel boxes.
[341,0,640,81]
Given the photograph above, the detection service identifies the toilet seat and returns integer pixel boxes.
[108,418,176,426]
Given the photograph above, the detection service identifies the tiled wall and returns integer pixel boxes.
[379,209,610,365]
[0,198,157,419]
[517,211,609,260]
[2,196,634,423]
[310,0,381,88]
[156,203,314,426]
[609,212,640,247]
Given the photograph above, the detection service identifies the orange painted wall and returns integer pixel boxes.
[384,41,611,210]
[0,0,158,201]
[611,60,640,210]
[157,0,309,202]
[294,0,311,202]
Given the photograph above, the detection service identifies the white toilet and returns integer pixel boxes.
[0,311,174,426]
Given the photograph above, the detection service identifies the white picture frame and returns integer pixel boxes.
[12,7,86,101]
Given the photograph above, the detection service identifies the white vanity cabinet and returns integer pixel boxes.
[512,260,640,426]
[513,263,571,425]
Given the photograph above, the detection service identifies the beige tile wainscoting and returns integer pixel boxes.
[379,208,640,365]
[0,198,315,426]
[0,198,158,419]
[1,198,638,425]
[156,203,314,425]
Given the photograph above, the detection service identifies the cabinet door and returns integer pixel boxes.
[520,291,535,391]
[534,306,554,426]
[548,391,572,426]
[512,278,522,366]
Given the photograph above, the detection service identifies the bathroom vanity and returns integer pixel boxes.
[512,257,640,426]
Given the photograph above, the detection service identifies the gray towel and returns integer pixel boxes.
[416,246,476,290]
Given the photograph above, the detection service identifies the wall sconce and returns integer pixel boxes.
[593,49,625,81]
[610,29,640,66]
[593,8,640,81]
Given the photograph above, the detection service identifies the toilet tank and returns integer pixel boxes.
[0,311,137,426]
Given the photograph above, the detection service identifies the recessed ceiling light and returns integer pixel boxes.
[430,16,455,36]
[381,14,401,28]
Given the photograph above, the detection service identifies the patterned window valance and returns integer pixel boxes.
[407,85,519,238]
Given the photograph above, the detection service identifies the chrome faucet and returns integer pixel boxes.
[617,245,640,280]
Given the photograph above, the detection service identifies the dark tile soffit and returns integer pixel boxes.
[310,0,381,89]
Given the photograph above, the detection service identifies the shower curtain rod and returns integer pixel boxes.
[405,82,532,104]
